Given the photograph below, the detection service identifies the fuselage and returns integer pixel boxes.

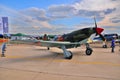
[63,27,96,42]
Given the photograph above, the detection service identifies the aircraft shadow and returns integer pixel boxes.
[5,53,57,63]
[6,51,87,64]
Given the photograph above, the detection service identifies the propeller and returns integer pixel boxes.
[94,17,106,41]
[99,34,106,41]
[94,17,97,28]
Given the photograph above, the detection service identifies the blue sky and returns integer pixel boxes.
[0,0,120,35]
[0,0,74,10]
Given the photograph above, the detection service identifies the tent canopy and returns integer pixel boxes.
[12,33,26,36]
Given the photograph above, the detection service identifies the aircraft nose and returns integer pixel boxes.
[96,27,104,34]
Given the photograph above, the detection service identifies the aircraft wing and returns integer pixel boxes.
[36,39,88,49]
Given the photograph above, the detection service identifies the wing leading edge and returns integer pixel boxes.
[37,38,88,49]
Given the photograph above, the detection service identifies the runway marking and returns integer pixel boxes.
[4,56,24,58]
[54,60,120,67]
[3,55,55,60]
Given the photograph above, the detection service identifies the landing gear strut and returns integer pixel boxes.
[61,46,73,59]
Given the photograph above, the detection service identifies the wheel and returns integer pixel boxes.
[102,45,107,48]
[65,51,73,59]
[86,48,93,55]
[47,47,50,50]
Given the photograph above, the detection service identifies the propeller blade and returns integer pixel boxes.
[94,17,97,28]
[93,17,104,37]
[94,17,98,36]
[99,34,106,41]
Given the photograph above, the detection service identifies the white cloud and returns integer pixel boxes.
[0,5,53,34]
[48,4,75,18]
[73,0,120,34]
[39,21,52,29]
[0,0,120,35]
[98,1,120,27]
[73,0,117,11]
[20,7,50,21]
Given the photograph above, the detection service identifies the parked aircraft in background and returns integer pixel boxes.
[93,33,118,41]
[93,33,119,48]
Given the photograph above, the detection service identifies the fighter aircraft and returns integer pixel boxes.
[35,18,105,59]
[94,33,118,41]
[92,33,118,48]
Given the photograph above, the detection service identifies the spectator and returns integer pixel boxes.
[1,43,6,57]
[111,38,115,53]
[43,34,48,40]
[119,41,120,51]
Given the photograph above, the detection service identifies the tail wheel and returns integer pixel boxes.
[102,45,107,48]
[86,48,93,55]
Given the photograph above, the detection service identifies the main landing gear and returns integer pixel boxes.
[61,46,73,59]
[85,43,93,55]
[61,43,93,59]
[86,47,93,55]
[47,47,50,50]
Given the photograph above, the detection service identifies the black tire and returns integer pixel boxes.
[86,48,93,55]
[47,47,50,50]
[65,51,73,59]
[102,45,107,48]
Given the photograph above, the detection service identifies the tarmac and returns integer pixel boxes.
[0,43,120,80]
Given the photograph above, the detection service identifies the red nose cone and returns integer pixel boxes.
[96,27,104,34]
